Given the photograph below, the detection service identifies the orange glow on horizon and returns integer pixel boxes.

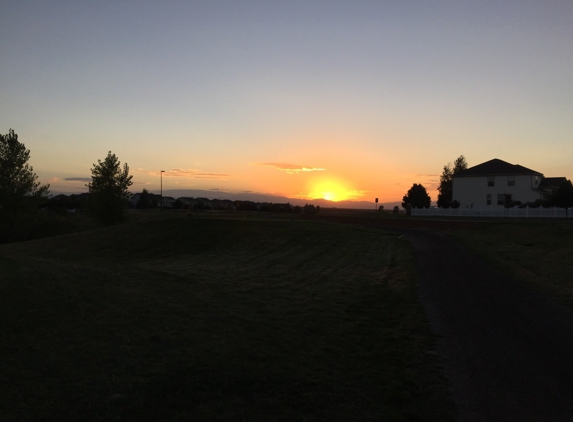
[302,177,367,202]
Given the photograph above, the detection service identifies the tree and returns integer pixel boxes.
[136,188,154,209]
[86,151,133,224]
[402,183,431,209]
[303,204,320,214]
[547,179,573,217]
[0,129,50,221]
[437,155,468,207]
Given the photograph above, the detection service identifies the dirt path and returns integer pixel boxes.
[403,229,573,421]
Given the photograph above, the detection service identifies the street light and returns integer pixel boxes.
[160,170,165,212]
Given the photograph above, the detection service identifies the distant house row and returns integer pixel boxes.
[46,191,312,213]
[452,158,566,208]
[128,193,307,213]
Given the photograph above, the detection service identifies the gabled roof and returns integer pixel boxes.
[454,159,543,178]
[539,177,567,188]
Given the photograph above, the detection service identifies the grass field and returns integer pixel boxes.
[450,220,573,307]
[0,215,453,421]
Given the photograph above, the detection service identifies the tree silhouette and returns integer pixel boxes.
[402,184,431,209]
[547,179,573,217]
[0,129,50,222]
[136,188,155,209]
[86,151,133,224]
[437,155,468,207]
[303,204,320,214]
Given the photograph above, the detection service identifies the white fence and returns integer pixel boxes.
[411,206,573,218]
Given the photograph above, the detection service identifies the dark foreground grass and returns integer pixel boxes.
[0,216,453,421]
[450,220,573,307]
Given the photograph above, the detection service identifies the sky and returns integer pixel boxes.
[1,0,572,205]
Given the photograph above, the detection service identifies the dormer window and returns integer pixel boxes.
[487,177,495,187]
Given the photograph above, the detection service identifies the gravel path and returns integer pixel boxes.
[404,229,573,421]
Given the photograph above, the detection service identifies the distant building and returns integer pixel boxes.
[129,192,162,208]
[162,196,176,208]
[452,158,565,207]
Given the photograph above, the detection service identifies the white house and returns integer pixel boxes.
[452,159,564,208]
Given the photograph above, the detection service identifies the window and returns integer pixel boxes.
[486,194,492,205]
[488,176,495,187]
[507,176,515,187]
[497,194,505,205]
[534,175,539,185]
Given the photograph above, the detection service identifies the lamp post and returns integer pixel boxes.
[160,170,165,212]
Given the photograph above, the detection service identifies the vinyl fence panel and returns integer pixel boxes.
[410,206,572,218]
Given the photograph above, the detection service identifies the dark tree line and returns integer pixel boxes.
[45,193,89,211]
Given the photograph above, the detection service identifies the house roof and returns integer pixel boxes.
[539,177,567,188]
[454,159,543,178]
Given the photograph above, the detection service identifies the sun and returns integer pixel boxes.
[322,192,336,201]
[307,178,358,202]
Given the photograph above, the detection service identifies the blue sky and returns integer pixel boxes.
[1,0,572,202]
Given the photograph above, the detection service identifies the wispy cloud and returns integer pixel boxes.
[137,168,231,180]
[65,177,91,182]
[346,190,369,199]
[253,162,326,174]
[401,174,440,191]
[415,173,440,190]
[48,177,91,183]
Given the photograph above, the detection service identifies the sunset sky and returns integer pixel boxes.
[1,1,572,204]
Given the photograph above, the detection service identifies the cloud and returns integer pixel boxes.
[400,174,441,192]
[48,177,91,183]
[137,168,231,180]
[253,162,326,174]
[346,190,369,199]
[65,177,91,182]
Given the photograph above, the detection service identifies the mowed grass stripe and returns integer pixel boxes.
[1,217,454,421]
[450,221,573,308]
